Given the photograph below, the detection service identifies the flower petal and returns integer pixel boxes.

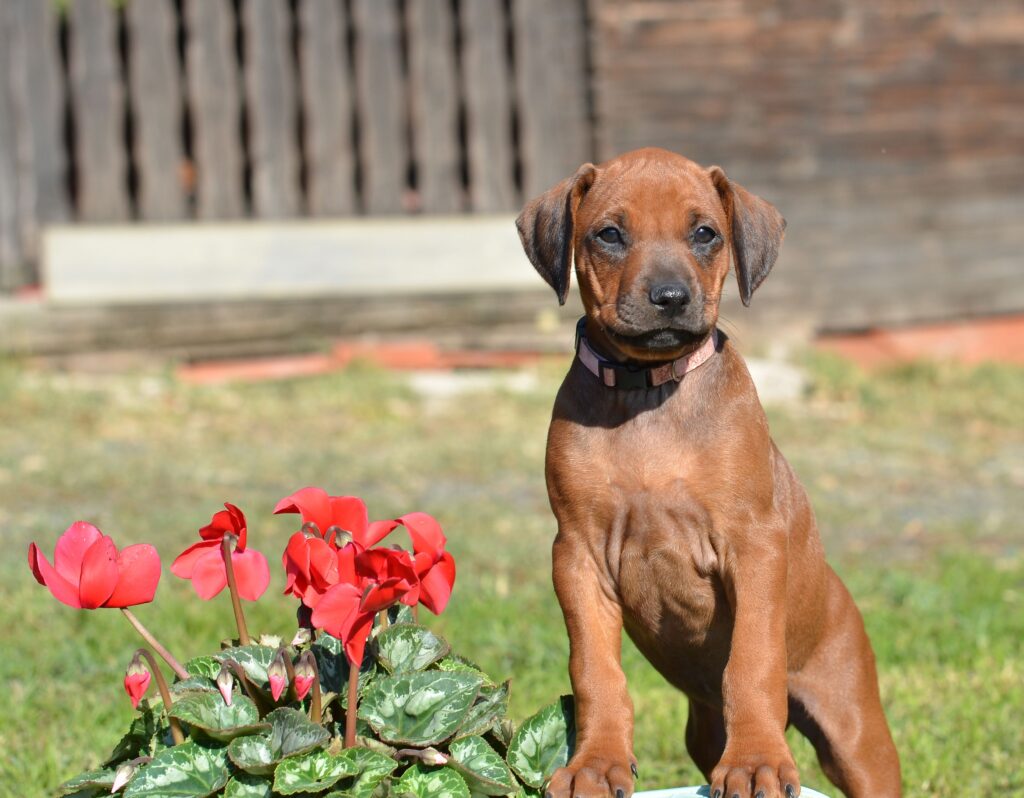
[308,538,340,590]
[273,487,332,530]
[189,550,229,600]
[27,543,83,608]
[342,610,375,666]
[364,519,400,548]
[171,540,219,579]
[361,577,414,613]
[77,536,119,609]
[231,549,270,601]
[53,521,103,585]
[310,582,362,639]
[418,552,456,615]
[327,496,369,539]
[105,544,162,607]
[399,512,446,557]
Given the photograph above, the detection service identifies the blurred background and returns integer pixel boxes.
[1,1,1022,797]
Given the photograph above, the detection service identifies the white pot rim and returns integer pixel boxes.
[635,788,831,798]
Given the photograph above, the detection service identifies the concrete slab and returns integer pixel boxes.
[42,215,533,304]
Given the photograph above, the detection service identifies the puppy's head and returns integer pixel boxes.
[516,147,785,362]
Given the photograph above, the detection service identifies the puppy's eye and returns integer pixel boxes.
[597,227,623,245]
[693,226,717,244]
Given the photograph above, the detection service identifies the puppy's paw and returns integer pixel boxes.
[545,751,636,798]
[710,745,799,798]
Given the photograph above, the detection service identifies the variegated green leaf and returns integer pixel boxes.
[312,632,346,694]
[184,656,222,680]
[265,707,330,759]
[325,746,398,798]
[169,677,216,696]
[56,768,115,796]
[223,772,272,798]
[216,645,277,685]
[168,693,268,742]
[123,741,229,797]
[272,749,360,795]
[359,671,482,746]
[226,734,277,776]
[455,681,510,739]
[505,696,575,789]
[435,655,496,687]
[392,764,470,798]
[104,705,160,766]
[375,623,451,674]
[448,735,517,795]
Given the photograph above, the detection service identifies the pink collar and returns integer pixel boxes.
[575,320,719,390]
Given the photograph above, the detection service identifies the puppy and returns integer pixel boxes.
[516,148,900,798]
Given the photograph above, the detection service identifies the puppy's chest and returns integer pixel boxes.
[605,484,722,641]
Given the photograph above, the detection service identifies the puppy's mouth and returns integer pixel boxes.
[605,325,709,354]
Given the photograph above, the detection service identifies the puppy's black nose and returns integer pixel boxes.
[648,281,691,311]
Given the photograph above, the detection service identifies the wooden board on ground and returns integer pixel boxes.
[42,216,534,304]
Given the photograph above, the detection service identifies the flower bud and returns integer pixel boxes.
[290,627,312,647]
[123,654,151,710]
[293,658,316,700]
[268,652,289,702]
[216,664,234,706]
[111,760,136,793]
[420,748,448,766]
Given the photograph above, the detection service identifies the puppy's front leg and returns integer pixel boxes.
[547,531,636,798]
[712,523,799,798]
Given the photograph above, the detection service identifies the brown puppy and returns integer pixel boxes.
[516,148,900,798]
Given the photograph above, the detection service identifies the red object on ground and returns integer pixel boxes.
[816,314,1024,367]
[176,341,549,384]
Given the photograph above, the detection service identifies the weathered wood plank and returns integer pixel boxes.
[243,0,301,218]
[42,216,532,303]
[127,0,187,220]
[0,1,24,288]
[512,0,591,199]
[184,0,245,219]
[69,0,130,221]
[298,0,355,216]
[406,0,461,213]
[460,0,517,212]
[352,0,406,214]
[17,0,69,232]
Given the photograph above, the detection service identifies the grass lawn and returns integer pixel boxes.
[1,351,1022,797]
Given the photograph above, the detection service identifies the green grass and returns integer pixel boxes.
[1,353,1022,797]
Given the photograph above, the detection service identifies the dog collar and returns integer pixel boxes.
[574,317,718,390]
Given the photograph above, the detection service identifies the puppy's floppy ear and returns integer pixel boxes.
[708,166,786,307]
[515,164,596,305]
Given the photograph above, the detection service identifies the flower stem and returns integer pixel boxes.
[300,651,322,724]
[135,648,185,745]
[221,536,250,645]
[345,662,359,747]
[223,659,273,716]
[120,609,189,680]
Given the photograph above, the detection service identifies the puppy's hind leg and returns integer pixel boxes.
[685,699,727,782]
[788,571,901,798]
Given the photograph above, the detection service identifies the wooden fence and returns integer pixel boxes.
[0,0,593,290]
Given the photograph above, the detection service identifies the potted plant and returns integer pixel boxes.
[29,487,576,798]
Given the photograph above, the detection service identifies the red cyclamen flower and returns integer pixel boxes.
[275,488,395,608]
[374,513,456,615]
[172,503,270,601]
[124,659,151,709]
[274,487,397,549]
[28,522,161,609]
